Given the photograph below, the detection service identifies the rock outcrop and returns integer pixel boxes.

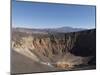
[11,28,96,73]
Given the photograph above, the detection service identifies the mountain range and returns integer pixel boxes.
[12,26,87,33]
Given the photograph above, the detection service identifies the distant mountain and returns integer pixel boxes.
[44,27,85,33]
[12,26,87,33]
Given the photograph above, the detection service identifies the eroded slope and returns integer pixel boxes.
[11,29,96,73]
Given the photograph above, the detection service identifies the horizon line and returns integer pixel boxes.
[12,25,96,29]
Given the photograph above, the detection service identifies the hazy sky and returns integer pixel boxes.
[12,0,96,29]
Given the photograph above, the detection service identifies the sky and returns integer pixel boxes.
[12,0,96,29]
